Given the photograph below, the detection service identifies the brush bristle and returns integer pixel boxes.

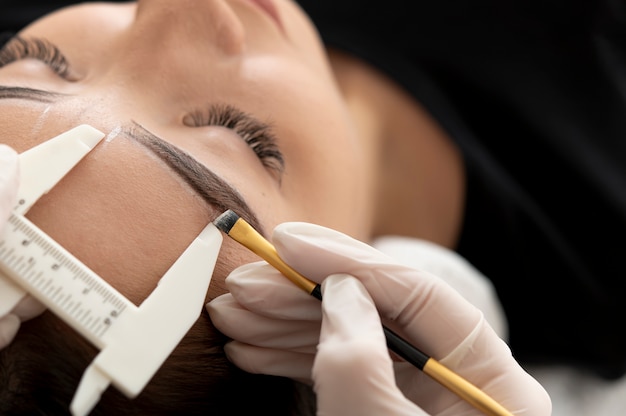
[213,209,240,234]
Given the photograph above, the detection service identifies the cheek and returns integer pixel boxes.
[25,139,212,305]
[227,66,374,236]
[279,124,374,238]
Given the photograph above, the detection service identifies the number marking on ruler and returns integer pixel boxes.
[0,213,133,347]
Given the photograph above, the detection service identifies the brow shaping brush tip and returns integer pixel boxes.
[213,209,240,234]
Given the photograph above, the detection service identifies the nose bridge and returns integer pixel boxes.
[102,0,246,112]
[134,0,246,55]
[113,0,244,88]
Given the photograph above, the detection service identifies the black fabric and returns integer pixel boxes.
[2,0,626,379]
[0,0,93,34]
[294,0,626,379]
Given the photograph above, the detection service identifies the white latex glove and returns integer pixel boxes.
[207,222,552,415]
[0,145,45,349]
[372,236,508,340]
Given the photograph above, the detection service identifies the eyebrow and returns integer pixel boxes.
[0,84,265,236]
[125,122,266,236]
[0,85,64,102]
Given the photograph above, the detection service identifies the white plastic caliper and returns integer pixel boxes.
[0,125,223,415]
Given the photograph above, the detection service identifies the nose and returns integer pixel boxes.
[133,0,246,55]
[99,0,248,112]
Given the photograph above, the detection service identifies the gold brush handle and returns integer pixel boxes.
[424,359,514,416]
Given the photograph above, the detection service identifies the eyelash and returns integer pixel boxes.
[0,36,72,79]
[187,104,285,176]
[0,37,285,177]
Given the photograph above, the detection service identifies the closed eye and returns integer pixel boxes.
[0,35,73,80]
[186,103,285,179]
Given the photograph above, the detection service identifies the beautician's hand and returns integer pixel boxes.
[207,222,552,415]
[0,145,45,349]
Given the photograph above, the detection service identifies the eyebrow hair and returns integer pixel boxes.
[125,122,266,236]
[0,85,64,102]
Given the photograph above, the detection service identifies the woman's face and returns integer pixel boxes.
[0,0,376,303]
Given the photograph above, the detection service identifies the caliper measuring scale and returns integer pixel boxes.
[0,125,223,416]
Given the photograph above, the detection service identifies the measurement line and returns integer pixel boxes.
[1,213,134,348]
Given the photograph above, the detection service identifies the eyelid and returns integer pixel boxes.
[0,35,74,80]
[186,103,285,179]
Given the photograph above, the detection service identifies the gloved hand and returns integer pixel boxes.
[0,145,45,350]
[207,222,552,415]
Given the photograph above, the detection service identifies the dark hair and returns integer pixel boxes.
[0,312,316,415]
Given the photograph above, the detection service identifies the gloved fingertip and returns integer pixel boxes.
[0,314,20,349]
[0,144,19,181]
[0,144,18,160]
[12,296,46,321]
[273,221,337,242]
[222,341,240,361]
[0,144,19,226]
[319,274,384,344]
[204,294,229,315]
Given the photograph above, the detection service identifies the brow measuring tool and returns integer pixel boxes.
[0,125,223,416]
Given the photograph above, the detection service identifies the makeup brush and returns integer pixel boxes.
[213,209,514,416]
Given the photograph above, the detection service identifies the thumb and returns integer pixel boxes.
[313,274,425,416]
[0,314,20,350]
[0,145,19,228]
